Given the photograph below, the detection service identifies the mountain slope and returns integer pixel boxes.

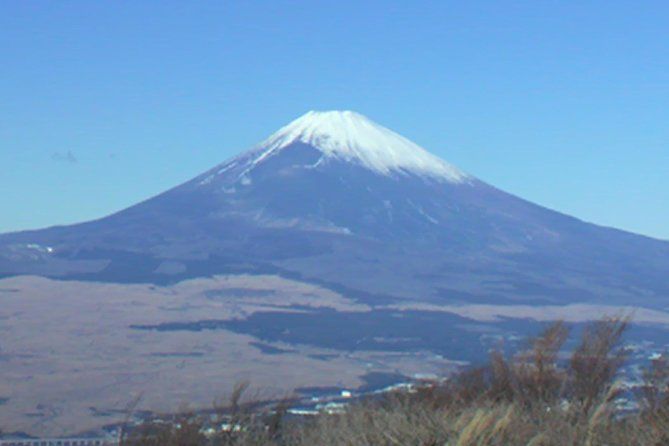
[2,110,668,307]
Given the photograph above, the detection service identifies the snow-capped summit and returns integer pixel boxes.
[250,110,469,183]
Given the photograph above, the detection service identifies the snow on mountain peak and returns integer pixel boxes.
[253,110,470,183]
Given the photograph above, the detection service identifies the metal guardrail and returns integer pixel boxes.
[0,439,116,446]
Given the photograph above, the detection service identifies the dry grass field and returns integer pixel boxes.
[0,274,453,436]
[0,274,364,436]
[2,274,669,439]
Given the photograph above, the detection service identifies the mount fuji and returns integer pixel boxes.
[2,110,669,307]
[6,110,669,436]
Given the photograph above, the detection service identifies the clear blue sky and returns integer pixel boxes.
[1,1,668,239]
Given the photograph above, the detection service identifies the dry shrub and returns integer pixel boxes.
[638,353,669,442]
[122,410,206,446]
[121,382,282,446]
[515,320,569,405]
[568,315,630,413]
